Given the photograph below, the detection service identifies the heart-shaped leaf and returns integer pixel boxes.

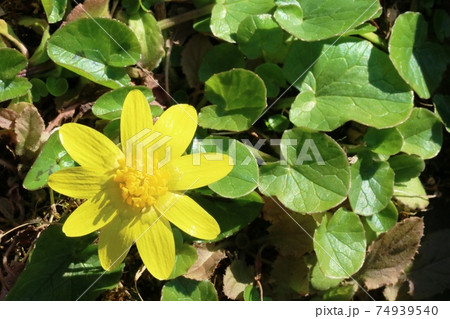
[199,69,267,131]
[389,12,447,99]
[259,128,350,213]
[0,48,32,102]
[348,153,395,216]
[285,38,413,131]
[314,208,366,279]
[47,18,141,89]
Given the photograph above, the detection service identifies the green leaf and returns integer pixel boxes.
[128,11,165,70]
[0,48,32,102]
[359,217,424,290]
[46,76,68,96]
[243,285,261,301]
[66,0,110,21]
[198,43,245,82]
[389,12,447,99]
[168,243,197,279]
[314,208,366,279]
[92,86,156,120]
[47,18,141,89]
[259,128,350,213]
[396,108,443,159]
[255,63,286,98]
[236,14,284,60]
[0,48,27,79]
[364,127,403,156]
[364,201,398,235]
[393,177,429,211]
[433,9,450,43]
[198,69,267,131]
[274,0,381,41]
[23,130,75,190]
[30,78,48,102]
[285,38,413,131]
[388,154,425,183]
[265,114,289,132]
[408,230,450,299]
[192,137,258,198]
[189,192,263,242]
[42,0,67,23]
[348,153,395,216]
[5,224,123,300]
[321,283,357,301]
[434,95,450,133]
[161,277,218,301]
[310,261,341,291]
[210,0,275,43]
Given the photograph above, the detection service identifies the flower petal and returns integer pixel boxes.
[155,192,220,240]
[166,153,233,190]
[153,104,197,161]
[98,214,138,271]
[62,188,120,237]
[120,90,153,156]
[135,208,175,280]
[59,123,123,170]
[48,167,108,199]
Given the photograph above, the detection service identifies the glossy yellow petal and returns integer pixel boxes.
[135,208,175,280]
[98,214,138,271]
[48,167,108,199]
[153,104,197,161]
[166,153,233,190]
[155,192,220,240]
[120,90,153,156]
[59,123,123,170]
[62,191,119,237]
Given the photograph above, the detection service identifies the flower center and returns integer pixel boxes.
[114,159,169,209]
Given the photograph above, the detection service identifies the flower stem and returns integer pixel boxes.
[157,4,214,30]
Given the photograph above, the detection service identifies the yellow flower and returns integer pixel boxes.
[48,90,233,280]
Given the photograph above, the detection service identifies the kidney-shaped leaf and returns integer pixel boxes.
[314,208,366,279]
[47,18,141,89]
[259,128,350,213]
[286,38,413,131]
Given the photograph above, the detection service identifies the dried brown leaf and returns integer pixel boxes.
[222,259,254,300]
[184,245,226,281]
[14,105,45,156]
[359,217,424,290]
[0,108,17,129]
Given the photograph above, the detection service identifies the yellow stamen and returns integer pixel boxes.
[114,158,169,209]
